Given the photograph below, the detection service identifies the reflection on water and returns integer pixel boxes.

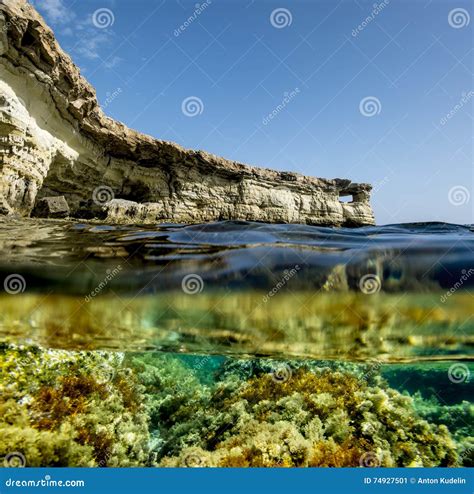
[0,292,472,361]
[0,219,472,467]
[0,218,473,295]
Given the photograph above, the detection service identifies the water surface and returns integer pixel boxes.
[0,219,472,360]
[0,219,472,468]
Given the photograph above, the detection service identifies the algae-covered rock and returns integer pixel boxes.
[0,344,151,467]
[412,393,473,467]
[0,346,465,468]
[129,353,213,458]
[131,355,460,467]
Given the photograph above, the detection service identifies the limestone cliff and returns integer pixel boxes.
[0,0,375,226]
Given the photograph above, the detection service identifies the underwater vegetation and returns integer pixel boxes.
[151,360,460,467]
[0,344,150,467]
[0,291,472,361]
[412,395,473,467]
[0,344,471,468]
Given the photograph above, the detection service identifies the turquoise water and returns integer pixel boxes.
[0,219,472,467]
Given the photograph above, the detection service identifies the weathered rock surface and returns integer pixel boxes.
[31,195,69,218]
[0,193,11,213]
[0,0,375,226]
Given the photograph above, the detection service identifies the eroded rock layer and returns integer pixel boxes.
[0,0,375,226]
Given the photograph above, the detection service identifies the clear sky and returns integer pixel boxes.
[33,0,473,225]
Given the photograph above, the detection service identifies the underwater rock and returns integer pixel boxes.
[0,344,152,467]
[0,0,374,226]
[31,196,70,219]
[0,345,466,468]
[131,354,461,468]
[412,393,473,467]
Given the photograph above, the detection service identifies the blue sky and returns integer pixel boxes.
[33,0,473,225]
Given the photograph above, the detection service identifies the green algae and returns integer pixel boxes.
[0,291,472,361]
[1,343,471,468]
[0,344,151,467]
[150,359,460,467]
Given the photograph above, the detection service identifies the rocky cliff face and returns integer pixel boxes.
[0,0,375,226]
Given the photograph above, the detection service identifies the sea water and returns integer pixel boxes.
[0,219,472,467]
